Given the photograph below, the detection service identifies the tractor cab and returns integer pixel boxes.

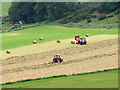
[75,35,80,40]
[80,37,86,41]
[80,37,87,45]
[53,55,63,63]
[54,55,60,59]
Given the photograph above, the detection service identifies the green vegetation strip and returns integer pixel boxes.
[2,68,118,88]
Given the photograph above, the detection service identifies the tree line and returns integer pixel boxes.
[8,2,119,24]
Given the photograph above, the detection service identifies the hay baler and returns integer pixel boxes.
[75,35,87,45]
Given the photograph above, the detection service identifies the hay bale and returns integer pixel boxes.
[71,41,75,44]
[39,37,43,40]
[33,40,37,44]
[6,50,11,54]
[85,34,89,37]
[57,40,61,43]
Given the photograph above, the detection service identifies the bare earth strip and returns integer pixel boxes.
[2,35,118,84]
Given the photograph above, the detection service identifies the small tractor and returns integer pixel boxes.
[75,35,87,45]
[52,55,63,63]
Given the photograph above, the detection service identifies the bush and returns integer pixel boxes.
[87,16,90,19]
[107,15,113,18]
[60,17,70,24]
[107,15,111,18]
[98,16,106,20]
[91,8,96,12]
[61,20,69,24]
[110,15,113,17]
[87,19,91,23]
[91,15,96,18]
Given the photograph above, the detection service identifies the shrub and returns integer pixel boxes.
[107,15,111,18]
[107,15,113,18]
[87,16,90,19]
[98,16,106,20]
[110,15,113,17]
[87,19,91,23]
[91,15,96,18]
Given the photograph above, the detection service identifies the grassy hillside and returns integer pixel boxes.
[2,13,118,31]
[63,14,119,29]
[2,2,11,17]
[2,69,118,88]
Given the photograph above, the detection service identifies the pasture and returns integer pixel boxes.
[2,25,118,50]
[2,69,118,88]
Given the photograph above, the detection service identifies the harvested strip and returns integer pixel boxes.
[2,37,118,84]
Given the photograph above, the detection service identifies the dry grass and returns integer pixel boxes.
[2,35,118,59]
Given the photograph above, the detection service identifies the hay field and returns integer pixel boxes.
[2,25,118,50]
[2,35,118,59]
[2,35,118,84]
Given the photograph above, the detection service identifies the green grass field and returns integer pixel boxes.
[2,25,118,50]
[2,69,118,88]
[2,13,118,50]
[2,2,11,17]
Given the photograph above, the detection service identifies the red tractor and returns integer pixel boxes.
[75,35,87,45]
[52,55,63,63]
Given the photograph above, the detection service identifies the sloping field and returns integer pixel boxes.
[2,35,118,59]
[2,35,118,84]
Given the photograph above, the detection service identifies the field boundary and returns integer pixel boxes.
[2,68,119,85]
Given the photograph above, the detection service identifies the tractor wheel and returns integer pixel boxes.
[80,42,83,45]
[76,42,79,44]
[84,41,87,45]
[59,59,63,63]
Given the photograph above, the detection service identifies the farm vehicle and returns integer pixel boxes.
[75,35,87,45]
[52,55,63,63]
